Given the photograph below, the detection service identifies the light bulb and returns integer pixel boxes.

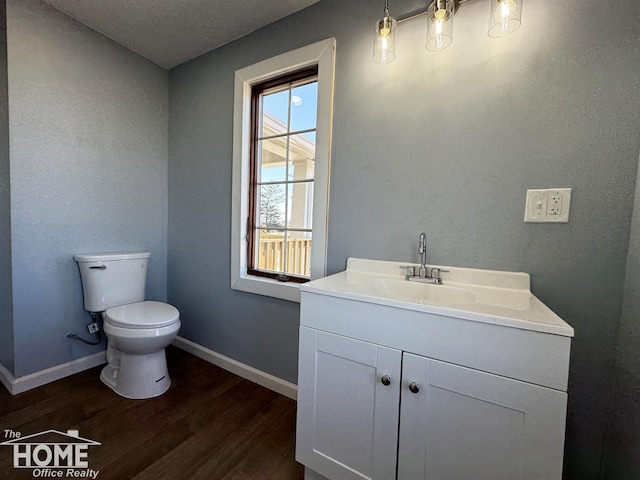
[499,0,515,33]
[426,1,453,52]
[488,0,522,38]
[434,10,447,50]
[380,35,390,63]
[373,10,397,64]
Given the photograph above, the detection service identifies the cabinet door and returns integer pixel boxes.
[296,327,402,480]
[398,353,567,480]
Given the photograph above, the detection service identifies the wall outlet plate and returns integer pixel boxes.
[88,322,99,334]
[524,188,572,223]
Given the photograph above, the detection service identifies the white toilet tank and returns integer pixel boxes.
[74,251,150,313]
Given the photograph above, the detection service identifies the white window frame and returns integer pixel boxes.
[231,38,336,303]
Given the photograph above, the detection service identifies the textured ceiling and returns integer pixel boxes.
[41,0,323,69]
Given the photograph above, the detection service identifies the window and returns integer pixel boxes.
[249,68,318,283]
[231,39,335,302]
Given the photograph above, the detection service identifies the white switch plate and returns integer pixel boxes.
[524,188,572,223]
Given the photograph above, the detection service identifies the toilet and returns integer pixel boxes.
[74,251,181,399]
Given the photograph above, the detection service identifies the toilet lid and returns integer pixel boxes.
[105,301,180,329]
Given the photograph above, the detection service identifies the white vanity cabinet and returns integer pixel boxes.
[295,259,574,480]
[297,327,567,480]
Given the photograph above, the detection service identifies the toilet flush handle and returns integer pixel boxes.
[89,265,107,270]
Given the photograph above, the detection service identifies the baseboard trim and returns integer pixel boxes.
[0,362,13,394]
[0,351,107,396]
[172,336,297,400]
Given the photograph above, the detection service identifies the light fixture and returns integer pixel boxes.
[426,0,454,52]
[372,0,523,64]
[372,0,397,65]
[488,0,522,37]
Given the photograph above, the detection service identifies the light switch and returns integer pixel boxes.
[524,188,572,223]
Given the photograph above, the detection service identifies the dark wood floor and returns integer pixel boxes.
[0,346,304,480]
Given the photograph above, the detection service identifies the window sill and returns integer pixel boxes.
[232,274,301,303]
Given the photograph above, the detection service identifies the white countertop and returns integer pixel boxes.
[301,258,574,337]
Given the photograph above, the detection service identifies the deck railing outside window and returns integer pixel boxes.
[258,236,312,278]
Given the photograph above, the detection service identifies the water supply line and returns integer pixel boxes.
[67,313,102,346]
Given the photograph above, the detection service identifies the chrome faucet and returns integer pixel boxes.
[400,232,448,285]
[418,232,428,278]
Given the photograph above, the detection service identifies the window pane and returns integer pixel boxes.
[256,229,285,274]
[246,65,324,283]
[288,133,315,181]
[285,231,312,277]
[258,137,287,183]
[290,82,318,133]
[287,182,314,230]
[258,184,286,229]
[261,90,289,137]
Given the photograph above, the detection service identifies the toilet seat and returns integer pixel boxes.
[105,301,179,329]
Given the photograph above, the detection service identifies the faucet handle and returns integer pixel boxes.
[399,265,415,277]
[430,268,450,280]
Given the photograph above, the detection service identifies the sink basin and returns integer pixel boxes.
[300,258,575,338]
[363,278,477,306]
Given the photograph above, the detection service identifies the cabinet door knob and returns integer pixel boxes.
[408,382,420,394]
[380,375,391,386]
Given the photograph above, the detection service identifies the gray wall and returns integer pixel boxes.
[5,0,169,377]
[168,44,304,385]
[603,155,640,479]
[0,0,12,374]
[168,0,640,478]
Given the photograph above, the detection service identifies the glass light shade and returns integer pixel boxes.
[488,0,522,37]
[425,0,454,52]
[373,14,397,64]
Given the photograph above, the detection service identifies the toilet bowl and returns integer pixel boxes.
[101,301,180,399]
[74,251,181,400]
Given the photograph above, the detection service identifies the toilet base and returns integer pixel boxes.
[101,349,171,399]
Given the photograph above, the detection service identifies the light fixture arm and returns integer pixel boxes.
[382,0,390,18]
[396,0,470,24]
